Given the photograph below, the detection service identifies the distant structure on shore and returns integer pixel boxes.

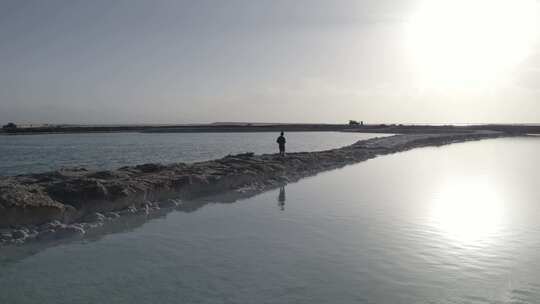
[348,120,363,126]
[2,122,17,131]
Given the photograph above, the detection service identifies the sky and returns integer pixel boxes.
[0,0,539,125]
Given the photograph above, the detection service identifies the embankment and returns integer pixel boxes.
[0,131,509,243]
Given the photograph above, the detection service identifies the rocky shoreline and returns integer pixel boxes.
[0,131,510,245]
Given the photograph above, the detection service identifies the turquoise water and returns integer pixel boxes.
[1,137,540,303]
[0,132,383,176]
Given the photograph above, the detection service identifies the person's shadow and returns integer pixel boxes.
[277,186,286,211]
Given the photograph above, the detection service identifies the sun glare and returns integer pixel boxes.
[429,177,506,246]
[405,0,539,89]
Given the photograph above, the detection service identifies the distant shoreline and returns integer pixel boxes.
[2,123,540,135]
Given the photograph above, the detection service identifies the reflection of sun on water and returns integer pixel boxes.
[430,177,506,245]
[405,0,539,89]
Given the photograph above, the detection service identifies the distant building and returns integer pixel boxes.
[2,122,17,130]
[349,120,364,126]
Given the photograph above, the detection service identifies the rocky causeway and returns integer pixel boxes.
[0,131,512,245]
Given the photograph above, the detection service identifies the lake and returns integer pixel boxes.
[0,132,384,176]
[0,136,539,303]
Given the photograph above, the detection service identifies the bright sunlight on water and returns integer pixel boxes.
[429,176,506,245]
[0,137,539,303]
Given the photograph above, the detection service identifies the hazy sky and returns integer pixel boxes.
[1,0,539,124]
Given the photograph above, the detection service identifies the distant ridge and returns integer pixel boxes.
[1,123,540,135]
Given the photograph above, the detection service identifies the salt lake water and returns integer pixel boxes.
[1,136,540,303]
[0,132,383,176]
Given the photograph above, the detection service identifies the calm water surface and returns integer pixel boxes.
[1,137,539,303]
[0,132,384,176]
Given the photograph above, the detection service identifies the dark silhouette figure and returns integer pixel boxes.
[277,186,286,211]
[276,131,286,156]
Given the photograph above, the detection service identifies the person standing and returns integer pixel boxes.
[276,131,286,156]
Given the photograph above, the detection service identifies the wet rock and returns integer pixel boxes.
[47,179,109,203]
[80,221,104,230]
[122,205,138,214]
[42,220,63,229]
[83,212,106,223]
[0,231,12,241]
[55,225,85,238]
[144,202,160,211]
[134,163,166,173]
[105,212,120,219]
[87,170,129,180]
[11,229,29,240]
[144,204,150,215]
[105,183,131,200]
[165,199,182,208]
[0,184,67,228]
[62,204,78,223]
[35,224,86,240]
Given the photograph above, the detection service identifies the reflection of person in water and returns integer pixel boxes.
[277,186,286,211]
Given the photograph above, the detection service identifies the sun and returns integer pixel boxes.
[405,0,539,89]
